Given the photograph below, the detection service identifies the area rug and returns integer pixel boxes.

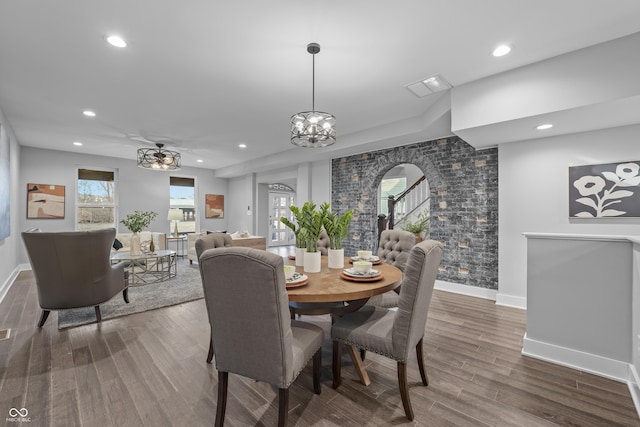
[58,262,203,329]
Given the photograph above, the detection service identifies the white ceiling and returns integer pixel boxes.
[1,1,639,177]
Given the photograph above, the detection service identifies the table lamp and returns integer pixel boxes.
[167,208,183,237]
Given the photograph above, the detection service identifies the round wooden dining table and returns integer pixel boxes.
[286,255,402,316]
[285,255,403,388]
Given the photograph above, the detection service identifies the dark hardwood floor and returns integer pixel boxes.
[1,264,638,426]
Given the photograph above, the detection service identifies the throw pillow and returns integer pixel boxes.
[113,238,123,250]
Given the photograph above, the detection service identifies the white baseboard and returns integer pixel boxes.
[629,364,640,419]
[434,280,497,301]
[496,293,527,310]
[522,334,629,382]
[0,264,30,305]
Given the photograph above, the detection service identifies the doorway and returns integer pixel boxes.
[268,191,296,246]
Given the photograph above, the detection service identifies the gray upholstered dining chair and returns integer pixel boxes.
[331,239,443,421]
[198,247,323,427]
[367,229,416,308]
[191,231,233,264]
[195,232,233,260]
[317,229,330,255]
[21,228,129,328]
[195,232,234,363]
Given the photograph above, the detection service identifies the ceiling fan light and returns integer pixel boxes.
[137,143,181,171]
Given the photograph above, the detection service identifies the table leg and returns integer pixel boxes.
[346,344,371,386]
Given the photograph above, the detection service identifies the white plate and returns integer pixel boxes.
[351,255,380,262]
[343,268,381,278]
[287,272,308,285]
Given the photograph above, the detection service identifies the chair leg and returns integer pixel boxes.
[206,337,214,364]
[278,388,289,427]
[360,349,366,361]
[332,341,342,389]
[313,348,322,394]
[397,361,414,421]
[94,306,102,323]
[215,371,228,427]
[123,288,129,304]
[416,338,429,386]
[37,310,50,328]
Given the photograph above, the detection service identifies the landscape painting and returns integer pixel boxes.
[27,183,66,219]
[205,194,224,218]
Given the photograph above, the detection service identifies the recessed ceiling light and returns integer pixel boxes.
[238,143,247,149]
[536,123,553,130]
[73,141,83,146]
[196,159,203,163]
[105,35,127,48]
[492,44,511,57]
[83,110,96,117]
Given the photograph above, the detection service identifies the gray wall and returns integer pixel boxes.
[499,124,640,307]
[18,146,227,263]
[332,135,499,289]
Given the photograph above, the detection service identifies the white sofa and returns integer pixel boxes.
[114,231,166,253]
[187,232,207,263]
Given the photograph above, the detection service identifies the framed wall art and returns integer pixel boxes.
[0,124,9,239]
[569,161,640,218]
[205,194,224,218]
[27,183,66,219]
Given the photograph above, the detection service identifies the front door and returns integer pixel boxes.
[269,192,296,246]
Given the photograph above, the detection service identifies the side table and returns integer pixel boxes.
[165,235,187,257]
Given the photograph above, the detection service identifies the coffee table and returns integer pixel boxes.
[110,249,177,286]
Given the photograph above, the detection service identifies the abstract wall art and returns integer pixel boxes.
[205,194,224,218]
[569,161,640,218]
[0,124,9,239]
[27,183,65,219]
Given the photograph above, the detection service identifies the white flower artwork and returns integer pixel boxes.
[569,161,640,218]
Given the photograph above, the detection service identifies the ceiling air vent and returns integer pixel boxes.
[406,74,452,98]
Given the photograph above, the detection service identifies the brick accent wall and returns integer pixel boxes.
[331,136,498,289]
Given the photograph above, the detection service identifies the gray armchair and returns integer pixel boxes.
[198,247,323,426]
[331,239,443,421]
[367,229,416,308]
[21,228,129,328]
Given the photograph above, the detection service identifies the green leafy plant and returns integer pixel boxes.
[323,208,354,250]
[120,210,158,233]
[300,202,329,253]
[402,210,430,236]
[280,205,308,249]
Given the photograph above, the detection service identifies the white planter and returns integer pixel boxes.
[328,248,344,269]
[295,247,306,267]
[130,232,141,256]
[303,251,321,273]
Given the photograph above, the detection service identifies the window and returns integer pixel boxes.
[77,168,116,231]
[170,176,196,234]
[379,177,406,216]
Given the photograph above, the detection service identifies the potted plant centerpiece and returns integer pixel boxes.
[120,210,158,255]
[281,205,308,267]
[300,202,328,273]
[401,209,430,243]
[323,207,354,269]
